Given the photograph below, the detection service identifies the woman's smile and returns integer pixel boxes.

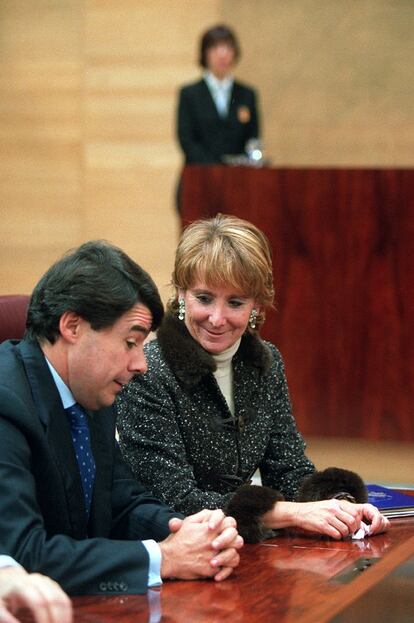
[180,283,257,354]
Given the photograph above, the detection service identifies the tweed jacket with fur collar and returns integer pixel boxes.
[116,312,315,517]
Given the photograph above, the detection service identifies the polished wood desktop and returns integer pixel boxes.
[332,548,414,623]
[17,515,414,623]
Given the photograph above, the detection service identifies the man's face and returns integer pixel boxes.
[67,303,152,411]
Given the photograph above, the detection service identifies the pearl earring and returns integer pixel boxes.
[248,308,258,329]
[178,298,185,321]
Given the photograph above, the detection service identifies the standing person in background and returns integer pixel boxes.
[177,24,260,165]
[117,214,389,543]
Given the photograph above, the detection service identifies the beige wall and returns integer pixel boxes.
[225,0,414,165]
[1,0,413,297]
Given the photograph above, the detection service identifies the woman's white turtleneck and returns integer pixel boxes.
[212,338,241,416]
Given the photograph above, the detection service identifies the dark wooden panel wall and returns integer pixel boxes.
[180,166,414,442]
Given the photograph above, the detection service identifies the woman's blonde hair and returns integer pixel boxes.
[170,214,275,328]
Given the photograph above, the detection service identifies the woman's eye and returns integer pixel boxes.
[196,295,211,304]
[229,299,244,308]
[126,340,136,349]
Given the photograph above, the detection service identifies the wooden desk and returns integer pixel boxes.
[39,518,414,623]
[332,550,414,623]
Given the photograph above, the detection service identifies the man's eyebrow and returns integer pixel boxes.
[129,324,151,336]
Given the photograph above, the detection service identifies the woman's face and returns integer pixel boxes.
[179,282,257,355]
[206,42,235,79]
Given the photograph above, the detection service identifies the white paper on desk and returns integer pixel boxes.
[351,521,370,540]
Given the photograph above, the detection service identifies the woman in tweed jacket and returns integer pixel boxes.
[117,215,389,542]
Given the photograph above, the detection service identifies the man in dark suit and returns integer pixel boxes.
[0,241,242,596]
[177,24,260,164]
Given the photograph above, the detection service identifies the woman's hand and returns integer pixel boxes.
[263,499,390,539]
[358,503,390,535]
[290,499,362,539]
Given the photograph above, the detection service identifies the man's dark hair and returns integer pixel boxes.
[26,240,164,343]
[199,24,240,68]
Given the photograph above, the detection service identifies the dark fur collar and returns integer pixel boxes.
[156,312,273,388]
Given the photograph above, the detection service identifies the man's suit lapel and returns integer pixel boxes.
[18,340,89,534]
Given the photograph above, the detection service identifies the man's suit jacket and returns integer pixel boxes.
[0,339,178,595]
[177,78,259,164]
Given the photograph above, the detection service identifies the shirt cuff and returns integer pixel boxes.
[0,555,21,569]
[141,540,162,587]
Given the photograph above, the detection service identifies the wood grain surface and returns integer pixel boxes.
[45,519,414,623]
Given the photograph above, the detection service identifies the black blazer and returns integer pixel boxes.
[177,78,259,164]
[0,339,178,596]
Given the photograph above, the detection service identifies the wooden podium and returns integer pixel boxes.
[180,166,414,442]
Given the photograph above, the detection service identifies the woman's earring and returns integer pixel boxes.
[248,308,258,329]
[178,298,186,321]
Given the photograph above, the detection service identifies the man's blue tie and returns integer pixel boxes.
[66,403,96,520]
